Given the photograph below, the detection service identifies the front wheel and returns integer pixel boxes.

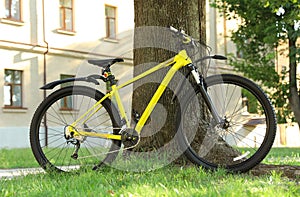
[30,86,121,173]
[177,74,276,172]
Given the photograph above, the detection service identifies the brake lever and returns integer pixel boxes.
[212,55,227,60]
[194,55,227,64]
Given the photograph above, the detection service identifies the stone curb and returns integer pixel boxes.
[0,168,44,179]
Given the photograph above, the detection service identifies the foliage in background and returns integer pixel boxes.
[212,0,300,124]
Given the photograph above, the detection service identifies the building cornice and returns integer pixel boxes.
[0,40,133,62]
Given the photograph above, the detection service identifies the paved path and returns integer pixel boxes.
[0,168,44,179]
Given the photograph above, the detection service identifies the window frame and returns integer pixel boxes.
[105,5,117,39]
[59,0,75,32]
[4,0,23,22]
[4,69,23,109]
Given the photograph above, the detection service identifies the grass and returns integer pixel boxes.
[1,147,299,169]
[0,148,39,169]
[1,165,299,196]
[263,148,300,165]
[0,148,299,196]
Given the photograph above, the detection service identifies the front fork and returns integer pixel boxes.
[188,64,224,126]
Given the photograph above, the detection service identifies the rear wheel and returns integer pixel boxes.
[177,74,276,172]
[30,86,121,173]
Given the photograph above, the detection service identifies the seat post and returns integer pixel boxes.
[102,67,117,86]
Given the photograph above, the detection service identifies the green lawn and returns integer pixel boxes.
[0,148,39,169]
[0,148,299,196]
[263,148,300,165]
[1,147,299,169]
[1,165,299,196]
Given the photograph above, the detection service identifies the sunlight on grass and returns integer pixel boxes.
[0,148,39,169]
[1,148,300,196]
[1,147,299,169]
[262,148,300,165]
[1,166,299,196]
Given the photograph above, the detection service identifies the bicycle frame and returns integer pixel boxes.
[31,25,276,173]
[69,50,192,141]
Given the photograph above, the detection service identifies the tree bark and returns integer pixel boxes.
[288,34,300,127]
[250,164,300,180]
[131,0,241,167]
[132,0,205,152]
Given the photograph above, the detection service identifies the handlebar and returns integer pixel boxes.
[169,26,194,46]
[169,26,227,62]
[169,26,180,33]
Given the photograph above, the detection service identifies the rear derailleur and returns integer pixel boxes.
[65,138,80,160]
[64,124,91,160]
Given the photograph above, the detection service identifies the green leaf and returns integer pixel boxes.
[211,0,300,123]
[264,1,270,8]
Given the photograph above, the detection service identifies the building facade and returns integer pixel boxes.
[2,0,237,149]
[1,0,297,149]
[0,0,134,148]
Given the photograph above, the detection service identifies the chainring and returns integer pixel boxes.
[121,128,140,148]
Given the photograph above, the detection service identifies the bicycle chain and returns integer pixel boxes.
[76,133,140,160]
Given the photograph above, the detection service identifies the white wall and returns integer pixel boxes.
[0,0,134,148]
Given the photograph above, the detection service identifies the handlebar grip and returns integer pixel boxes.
[212,55,227,60]
[169,26,179,33]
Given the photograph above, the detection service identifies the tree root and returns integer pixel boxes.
[249,163,300,180]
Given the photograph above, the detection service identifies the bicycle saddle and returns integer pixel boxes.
[88,58,124,68]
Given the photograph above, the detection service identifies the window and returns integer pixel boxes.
[4,69,23,108]
[4,0,22,21]
[105,5,117,39]
[59,0,74,31]
[60,74,74,110]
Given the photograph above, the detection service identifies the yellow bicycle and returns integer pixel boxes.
[30,27,276,173]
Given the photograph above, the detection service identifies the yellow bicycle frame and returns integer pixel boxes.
[70,50,192,140]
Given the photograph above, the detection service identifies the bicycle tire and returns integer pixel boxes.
[177,74,276,172]
[30,86,121,173]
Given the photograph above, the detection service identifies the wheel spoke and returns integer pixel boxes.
[30,86,121,173]
[179,74,276,172]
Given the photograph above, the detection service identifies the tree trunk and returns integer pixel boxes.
[288,34,300,127]
[131,0,239,167]
[130,0,205,162]
[132,0,204,154]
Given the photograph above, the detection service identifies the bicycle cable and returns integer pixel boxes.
[76,136,141,160]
